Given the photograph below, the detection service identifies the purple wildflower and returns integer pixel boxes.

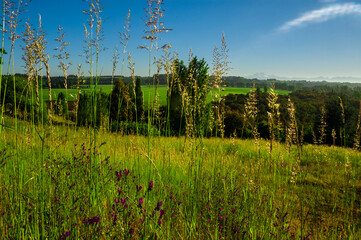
[115,170,122,179]
[148,181,154,190]
[60,231,71,239]
[159,209,165,217]
[136,185,142,192]
[156,201,163,209]
[124,169,130,176]
[86,216,100,225]
[139,198,144,207]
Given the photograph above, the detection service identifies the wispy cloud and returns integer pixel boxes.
[278,3,361,32]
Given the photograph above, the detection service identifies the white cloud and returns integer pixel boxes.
[319,0,337,3]
[278,3,361,32]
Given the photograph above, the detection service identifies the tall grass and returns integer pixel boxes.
[1,118,361,238]
[1,0,361,239]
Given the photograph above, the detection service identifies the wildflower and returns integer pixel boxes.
[156,201,163,209]
[158,219,162,225]
[139,198,144,207]
[178,201,182,205]
[115,170,122,179]
[148,181,154,190]
[159,209,165,217]
[121,198,126,205]
[92,216,101,224]
[129,228,135,235]
[136,185,142,192]
[60,231,71,239]
[124,169,130,176]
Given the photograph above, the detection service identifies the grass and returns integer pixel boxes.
[0,1,355,239]
[0,116,360,239]
[42,85,291,105]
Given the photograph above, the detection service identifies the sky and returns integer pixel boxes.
[5,0,361,81]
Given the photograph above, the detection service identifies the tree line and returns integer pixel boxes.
[4,58,361,150]
[14,72,361,93]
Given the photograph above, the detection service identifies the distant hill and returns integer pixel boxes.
[14,73,361,92]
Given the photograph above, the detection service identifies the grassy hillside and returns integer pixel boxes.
[0,117,360,239]
[42,85,291,105]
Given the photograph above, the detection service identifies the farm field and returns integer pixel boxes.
[42,85,291,105]
[0,118,360,239]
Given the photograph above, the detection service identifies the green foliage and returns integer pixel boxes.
[0,75,27,115]
[168,57,210,136]
[224,88,361,147]
[54,92,68,118]
[77,92,92,126]
[77,90,109,128]
[96,90,110,128]
[135,77,144,120]
[109,78,133,124]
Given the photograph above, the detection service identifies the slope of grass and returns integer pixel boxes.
[0,117,360,239]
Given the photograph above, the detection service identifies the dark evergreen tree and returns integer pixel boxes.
[77,92,92,126]
[54,91,68,119]
[109,78,132,125]
[135,77,144,121]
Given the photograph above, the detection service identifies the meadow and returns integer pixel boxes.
[42,85,291,105]
[1,117,360,239]
[1,0,360,239]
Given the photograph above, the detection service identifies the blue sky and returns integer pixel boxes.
[6,0,361,80]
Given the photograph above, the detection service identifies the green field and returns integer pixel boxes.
[42,85,291,105]
[1,118,361,239]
